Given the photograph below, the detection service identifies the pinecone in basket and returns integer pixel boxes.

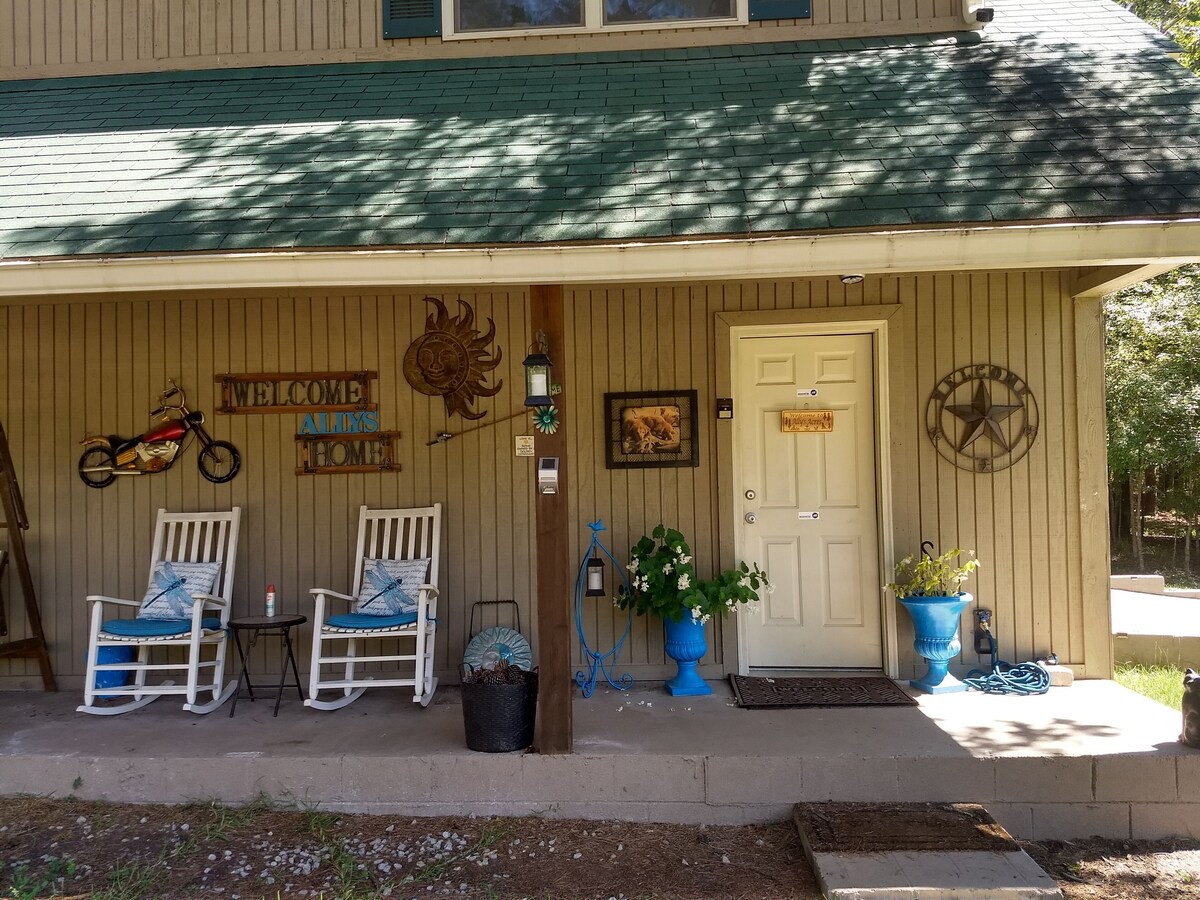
[467,660,530,685]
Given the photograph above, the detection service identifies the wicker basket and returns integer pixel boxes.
[461,672,538,753]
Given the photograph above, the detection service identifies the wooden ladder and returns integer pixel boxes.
[0,417,56,691]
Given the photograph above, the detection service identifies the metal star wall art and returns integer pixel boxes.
[925,364,1039,473]
[944,380,1024,453]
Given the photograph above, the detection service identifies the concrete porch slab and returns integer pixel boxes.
[1,679,1196,839]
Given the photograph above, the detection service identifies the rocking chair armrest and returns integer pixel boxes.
[418,583,439,598]
[84,595,140,609]
[190,593,228,609]
[309,587,357,604]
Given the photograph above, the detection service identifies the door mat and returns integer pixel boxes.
[729,674,917,708]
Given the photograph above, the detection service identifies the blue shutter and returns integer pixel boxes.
[383,0,442,38]
[748,0,810,20]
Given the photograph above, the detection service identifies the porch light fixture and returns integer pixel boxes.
[585,555,606,597]
[840,274,865,285]
[523,331,553,407]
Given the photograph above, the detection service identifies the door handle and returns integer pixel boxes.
[745,512,757,524]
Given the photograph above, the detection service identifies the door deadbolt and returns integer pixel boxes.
[744,489,756,500]
[744,512,757,524]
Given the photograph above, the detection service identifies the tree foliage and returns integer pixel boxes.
[1106,266,1200,564]
[1123,0,1200,71]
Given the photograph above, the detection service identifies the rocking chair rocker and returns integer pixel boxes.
[78,507,242,715]
[307,505,442,710]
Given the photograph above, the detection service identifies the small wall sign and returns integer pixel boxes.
[796,388,818,397]
[216,372,377,414]
[781,410,834,433]
[296,432,400,475]
[515,435,535,457]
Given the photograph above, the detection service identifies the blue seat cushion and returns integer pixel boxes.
[101,616,223,637]
[327,611,418,630]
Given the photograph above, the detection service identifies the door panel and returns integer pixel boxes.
[736,332,882,669]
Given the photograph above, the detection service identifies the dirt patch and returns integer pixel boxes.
[1025,838,1200,900]
[2,798,1199,899]
[0,797,817,899]
[793,802,1018,853]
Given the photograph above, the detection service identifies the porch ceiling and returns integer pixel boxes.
[0,0,1198,263]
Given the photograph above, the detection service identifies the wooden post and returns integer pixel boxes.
[531,284,572,753]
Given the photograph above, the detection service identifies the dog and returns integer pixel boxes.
[1182,668,1200,749]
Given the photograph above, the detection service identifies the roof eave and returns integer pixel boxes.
[2,218,1199,300]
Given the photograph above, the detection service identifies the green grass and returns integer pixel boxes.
[3,856,76,899]
[1115,663,1185,710]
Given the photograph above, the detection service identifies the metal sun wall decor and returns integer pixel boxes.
[403,297,503,421]
[926,364,1040,473]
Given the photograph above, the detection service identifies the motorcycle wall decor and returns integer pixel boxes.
[78,380,242,488]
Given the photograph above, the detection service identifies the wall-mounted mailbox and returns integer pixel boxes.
[538,457,560,494]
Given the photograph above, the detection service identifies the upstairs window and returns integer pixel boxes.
[383,0,807,39]
[453,0,739,35]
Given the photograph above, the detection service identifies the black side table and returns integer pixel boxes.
[229,614,306,717]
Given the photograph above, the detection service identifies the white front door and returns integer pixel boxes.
[735,331,882,669]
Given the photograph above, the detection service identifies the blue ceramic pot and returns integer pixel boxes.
[662,615,712,696]
[898,592,972,694]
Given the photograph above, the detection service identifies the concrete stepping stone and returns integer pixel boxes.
[794,802,1063,900]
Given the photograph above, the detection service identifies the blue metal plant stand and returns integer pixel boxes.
[574,519,634,698]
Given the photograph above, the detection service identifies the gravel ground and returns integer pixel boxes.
[3,797,1199,899]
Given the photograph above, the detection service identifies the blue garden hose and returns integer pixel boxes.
[963,629,1051,695]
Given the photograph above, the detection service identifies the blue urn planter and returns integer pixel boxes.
[898,592,972,694]
[662,616,713,696]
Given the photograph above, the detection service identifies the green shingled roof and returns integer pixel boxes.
[0,0,1198,259]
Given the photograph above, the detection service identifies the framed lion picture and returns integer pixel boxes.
[604,390,699,469]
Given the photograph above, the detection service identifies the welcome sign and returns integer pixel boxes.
[215,372,377,414]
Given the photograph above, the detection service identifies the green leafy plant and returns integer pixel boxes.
[886,549,979,599]
[616,525,770,624]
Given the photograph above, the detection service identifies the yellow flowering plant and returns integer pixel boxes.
[616,525,771,625]
[885,548,980,599]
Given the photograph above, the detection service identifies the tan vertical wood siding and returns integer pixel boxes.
[0,270,1108,688]
[566,272,1104,679]
[1,289,538,687]
[0,0,968,79]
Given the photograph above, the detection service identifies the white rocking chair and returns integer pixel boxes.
[78,508,242,716]
[307,504,442,710]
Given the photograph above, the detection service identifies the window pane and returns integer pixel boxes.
[605,0,733,23]
[457,0,583,30]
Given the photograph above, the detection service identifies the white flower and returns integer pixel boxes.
[739,575,751,588]
[627,559,639,573]
[689,607,711,625]
[663,563,673,574]
[767,582,776,594]
[677,574,691,590]
[678,553,692,564]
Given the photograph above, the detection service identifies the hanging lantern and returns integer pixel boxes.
[523,331,553,407]
[585,556,606,597]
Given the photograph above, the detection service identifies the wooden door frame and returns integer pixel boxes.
[715,306,903,678]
